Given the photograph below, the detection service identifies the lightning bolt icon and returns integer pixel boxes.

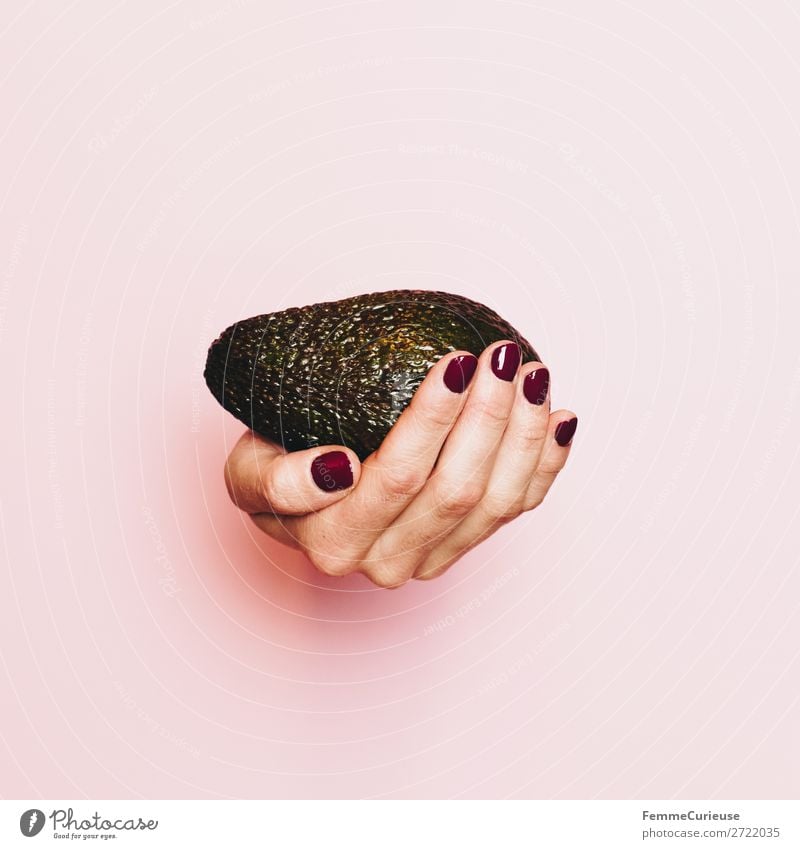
[28,811,38,833]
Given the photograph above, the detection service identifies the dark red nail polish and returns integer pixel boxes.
[523,367,550,405]
[311,451,353,491]
[554,417,578,447]
[443,354,478,393]
[491,342,520,381]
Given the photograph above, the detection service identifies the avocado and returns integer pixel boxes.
[204,290,539,460]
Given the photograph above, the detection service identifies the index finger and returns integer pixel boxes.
[316,351,478,558]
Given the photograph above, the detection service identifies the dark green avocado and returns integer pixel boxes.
[204,290,539,460]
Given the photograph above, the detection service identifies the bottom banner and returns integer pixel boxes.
[2,799,797,848]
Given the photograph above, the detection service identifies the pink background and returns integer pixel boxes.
[1,0,799,799]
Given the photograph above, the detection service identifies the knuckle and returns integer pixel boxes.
[255,472,279,512]
[364,567,408,589]
[525,492,545,511]
[482,494,522,524]
[433,478,485,517]
[507,423,546,453]
[524,470,560,511]
[525,475,556,509]
[308,550,353,578]
[414,554,452,581]
[537,464,562,483]
[410,394,459,431]
[463,395,511,428]
[415,564,448,581]
[379,460,427,497]
[225,455,261,510]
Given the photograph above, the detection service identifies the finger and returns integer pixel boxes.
[364,340,522,586]
[316,350,478,567]
[412,535,483,582]
[224,430,360,516]
[249,512,301,548]
[524,411,578,510]
[410,361,550,581]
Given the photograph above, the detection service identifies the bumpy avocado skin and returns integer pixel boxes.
[204,290,539,460]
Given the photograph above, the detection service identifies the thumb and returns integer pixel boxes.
[224,430,361,516]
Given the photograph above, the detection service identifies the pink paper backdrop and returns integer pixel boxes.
[1,0,798,799]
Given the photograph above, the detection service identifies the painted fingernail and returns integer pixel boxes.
[554,417,578,447]
[443,354,478,393]
[311,451,353,491]
[491,342,520,381]
[523,367,550,405]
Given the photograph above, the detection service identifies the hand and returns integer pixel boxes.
[223,341,577,588]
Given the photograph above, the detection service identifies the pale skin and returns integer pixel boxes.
[223,340,577,588]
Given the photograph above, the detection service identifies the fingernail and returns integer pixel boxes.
[443,354,478,393]
[491,342,520,381]
[554,417,578,447]
[523,367,550,405]
[311,451,353,491]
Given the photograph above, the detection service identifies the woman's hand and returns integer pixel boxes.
[223,341,577,587]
